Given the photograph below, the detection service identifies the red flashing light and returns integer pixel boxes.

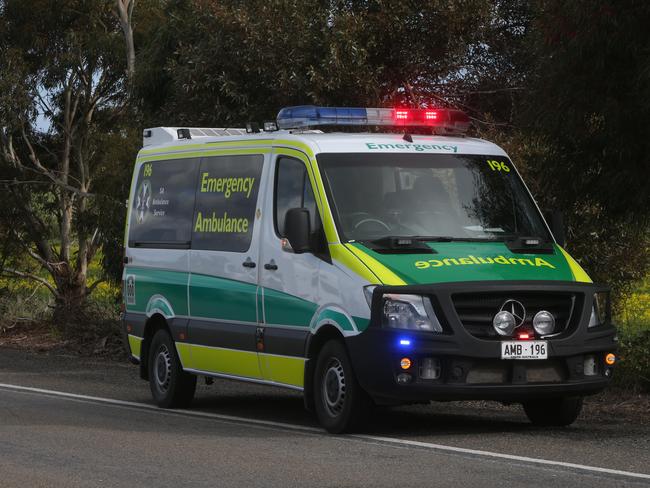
[395,110,410,120]
[518,332,531,340]
[392,108,450,127]
[425,110,438,121]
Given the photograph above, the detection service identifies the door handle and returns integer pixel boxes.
[242,258,256,268]
[264,260,278,271]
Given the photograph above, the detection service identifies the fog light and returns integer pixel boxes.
[584,355,597,376]
[400,357,412,370]
[533,310,555,335]
[419,357,441,380]
[493,311,516,336]
[605,353,616,365]
[396,373,412,384]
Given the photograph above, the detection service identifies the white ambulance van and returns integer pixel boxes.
[122,106,616,433]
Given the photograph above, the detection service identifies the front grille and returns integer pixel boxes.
[451,292,579,339]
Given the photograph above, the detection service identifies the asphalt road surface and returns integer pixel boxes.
[0,348,648,487]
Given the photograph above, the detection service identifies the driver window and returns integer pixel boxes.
[274,157,321,237]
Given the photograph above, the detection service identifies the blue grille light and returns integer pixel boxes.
[399,339,411,347]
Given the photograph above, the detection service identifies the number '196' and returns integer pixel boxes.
[487,160,510,172]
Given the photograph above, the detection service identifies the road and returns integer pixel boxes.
[0,348,648,487]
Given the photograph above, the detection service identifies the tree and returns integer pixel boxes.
[512,0,650,296]
[136,0,534,125]
[0,0,137,323]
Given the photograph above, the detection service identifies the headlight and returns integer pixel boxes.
[533,310,555,335]
[588,291,609,327]
[382,294,443,332]
[493,311,516,336]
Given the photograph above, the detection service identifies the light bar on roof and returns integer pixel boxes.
[276,106,470,134]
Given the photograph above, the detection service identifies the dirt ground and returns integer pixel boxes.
[0,318,123,358]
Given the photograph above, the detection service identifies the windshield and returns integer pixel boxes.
[317,153,552,243]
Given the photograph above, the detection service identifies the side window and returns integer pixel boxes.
[128,158,199,248]
[274,157,321,236]
[192,154,263,252]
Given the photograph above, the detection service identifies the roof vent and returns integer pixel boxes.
[177,128,192,140]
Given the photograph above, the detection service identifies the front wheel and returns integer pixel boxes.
[148,329,196,408]
[523,397,583,426]
[313,340,371,434]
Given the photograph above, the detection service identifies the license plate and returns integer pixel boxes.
[501,341,548,360]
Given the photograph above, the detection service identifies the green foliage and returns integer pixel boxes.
[619,278,650,331]
[616,331,650,392]
[499,0,650,295]
[136,0,532,125]
[522,0,650,219]
[612,278,650,391]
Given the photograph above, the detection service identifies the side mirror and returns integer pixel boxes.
[284,208,311,253]
[550,210,566,247]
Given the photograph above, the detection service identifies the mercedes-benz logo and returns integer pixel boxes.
[499,299,526,328]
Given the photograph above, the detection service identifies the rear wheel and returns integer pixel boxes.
[523,397,583,426]
[313,340,371,433]
[148,329,196,408]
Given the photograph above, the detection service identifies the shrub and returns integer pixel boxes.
[615,330,650,392]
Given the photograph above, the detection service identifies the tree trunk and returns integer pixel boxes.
[116,0,136,81]
[51,268,88,332]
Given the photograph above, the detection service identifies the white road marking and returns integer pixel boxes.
[1,382,648,481]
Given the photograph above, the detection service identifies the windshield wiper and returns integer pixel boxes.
[411,236,503,243]
[363,236,437,254]
[409,235,455,242]
[504,236,554,254]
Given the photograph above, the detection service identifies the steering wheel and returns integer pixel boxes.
[354,218,391,231]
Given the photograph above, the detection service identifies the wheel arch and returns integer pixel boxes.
[139,313,171,380]
[303,324,347,412]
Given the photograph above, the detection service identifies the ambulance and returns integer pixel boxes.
[122,106,617,433]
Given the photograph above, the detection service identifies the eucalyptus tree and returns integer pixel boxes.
[0,0,137,323]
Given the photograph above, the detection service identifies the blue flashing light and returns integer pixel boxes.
[276,105,470,134]
[277,106,368,129]
[399,339,411,347]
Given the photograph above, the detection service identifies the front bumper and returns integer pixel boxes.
[346,281,617,404]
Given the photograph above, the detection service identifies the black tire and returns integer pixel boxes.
[148,329,196,408]
[313,339,371,434]
[523,397,583,426]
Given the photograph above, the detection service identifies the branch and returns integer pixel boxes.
[86,278,106,296]
[0,176,96,198]
[34,91,64,133]
[20,125,55,178]
[1,268,58,297]
[115,0,136,80]
[1,131,28,172]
